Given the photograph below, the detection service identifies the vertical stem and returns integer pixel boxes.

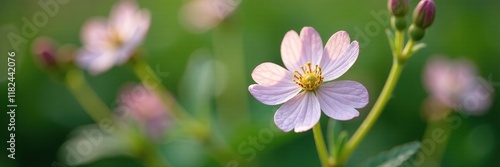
[339,58,404,165]
[395,30,404,56]
[65,69,113,123]
[417,110,452,167]
[313,122,330,167]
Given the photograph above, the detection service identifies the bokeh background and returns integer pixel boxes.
[0,0,499,166]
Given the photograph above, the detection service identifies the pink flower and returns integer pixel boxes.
[118,84,169,140]
[180,0,240,33]
[77,0,150,75]
[424,56,493,114]
[248,27,369,132]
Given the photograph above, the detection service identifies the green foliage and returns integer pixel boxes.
[361,141,421,167]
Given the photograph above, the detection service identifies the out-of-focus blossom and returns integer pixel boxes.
[32,37,59,69]
[32,37,77,74]
[388,0,409,17]
[180,0,240,33]
[424,56,493,115]
[77,0,150,75]
[248,27,369,133]
[118,84,169,140]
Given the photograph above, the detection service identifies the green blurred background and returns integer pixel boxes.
[0,0,499,166]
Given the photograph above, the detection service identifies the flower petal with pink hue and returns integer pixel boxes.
[281,30,302,71]
[321,31,350,80]
[321,35,359,81]
[274,92,321,132]
[251,62,294,86]
[248,84,301,106]
[316,81,368,120]
[81,18,112,50]
[299,27,323,66]
[77,49,116,75]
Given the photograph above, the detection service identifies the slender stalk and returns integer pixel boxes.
[338,58,404,165]
[313,122,330,167]
[395,30,405,56]
[65,69,113,123]
[402,39,416,58]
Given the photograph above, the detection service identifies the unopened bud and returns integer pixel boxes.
[413,0,436,29]
[391,16,407,31]
[32,37,58,69]
[409,24,425,41]
[388,0,409,17]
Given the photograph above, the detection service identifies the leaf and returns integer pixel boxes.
[360,141,421,167]
[327,119,349,160]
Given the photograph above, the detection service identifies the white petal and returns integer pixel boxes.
[81,18,111,50]
[77,49,116,75]
[300,27,322,66]
[248,84,300,105]
[281,30,302,71]
[252,62,293,86]
[316,81,368,120]
[274,92,321,132]
[321,32,359,81]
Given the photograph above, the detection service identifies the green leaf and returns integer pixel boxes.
[328,119,349,161]
[361,141,421,167]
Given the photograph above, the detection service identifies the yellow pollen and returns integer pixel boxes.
[293,62,324,91]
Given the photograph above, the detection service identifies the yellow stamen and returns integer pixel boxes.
[293,62,324,91]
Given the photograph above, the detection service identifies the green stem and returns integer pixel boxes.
[313,122,330,167]
[64,69,113,124]
[395,30,404,56]
[402,39,416,59]
[338,58,404,165]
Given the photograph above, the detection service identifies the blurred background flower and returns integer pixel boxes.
[423,56,493,115]
[77,0,151,75]
[117,84,170,141]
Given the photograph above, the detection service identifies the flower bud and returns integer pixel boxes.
[413,0,436,29]
[409,24,425,41]
[32,37,58,69]
[391,16,407,31]
[388,0,409,17]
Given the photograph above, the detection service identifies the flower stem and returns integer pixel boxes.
[395,30,404,55]
[338,58,404,165]
[64,69,113,124]
[313,122,330,167]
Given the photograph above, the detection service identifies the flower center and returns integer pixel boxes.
[293,62,324,91]
[109,29,124,48]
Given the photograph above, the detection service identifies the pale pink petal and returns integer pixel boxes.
[321,35,359,81]
[281,30,302,71]
[274,92,321,132]
[251,62,294,86]
[316,81,368,120]
[321,31,350,80]
[248,84,301,105]
[81,18,111,49]
[110,0,138,39]
[77,49,116,75]
[424,57,454,107]
[460,78,493,114]
[299,27,322,66]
